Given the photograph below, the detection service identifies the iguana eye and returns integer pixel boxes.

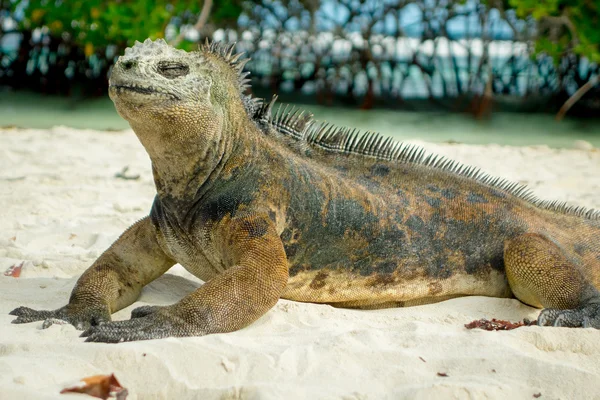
[157,62,189,79]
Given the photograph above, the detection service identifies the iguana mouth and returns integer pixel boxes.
[110,84,179,100]
[112,84,156,95]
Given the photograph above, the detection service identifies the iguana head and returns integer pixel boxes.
[109,39,252,145]
[109,39,257,198]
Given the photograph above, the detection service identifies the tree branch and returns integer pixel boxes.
[555,74,599,121]
[171,0,213,46]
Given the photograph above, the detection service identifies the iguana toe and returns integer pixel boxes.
[130,305,162,318]
[10,304,110,330]
[10,306,56,324]
[538,303,600,328]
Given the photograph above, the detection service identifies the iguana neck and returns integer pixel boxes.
[129,117,235,205]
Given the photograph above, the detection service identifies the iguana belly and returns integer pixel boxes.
[282,267,511,308]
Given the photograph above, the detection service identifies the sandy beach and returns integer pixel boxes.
[1,126,600,399]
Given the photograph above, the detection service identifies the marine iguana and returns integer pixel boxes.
[10,39,600,342]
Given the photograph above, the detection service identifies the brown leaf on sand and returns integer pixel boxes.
[4,261,24,278]
[60,374,128,400]
[464,318,537,331]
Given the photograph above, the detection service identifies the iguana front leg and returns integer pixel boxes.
[81,214,289,342]
[10,217,175,330]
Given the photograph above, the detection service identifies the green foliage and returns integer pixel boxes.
[212,0,244,23]
[11,0,243,55]
[507,0,600,63]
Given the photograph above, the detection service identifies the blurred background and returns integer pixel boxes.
[0,0,598,147]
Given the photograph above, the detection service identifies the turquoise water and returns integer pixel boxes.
[1,91,599,147]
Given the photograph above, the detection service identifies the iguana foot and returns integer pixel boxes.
[10,304,110,330]
[538,303,600,328]
[80,306,199,343]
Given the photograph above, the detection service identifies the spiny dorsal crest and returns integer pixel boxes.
[201,39,251,92]
[254,95,315,139]
[260,96,600,221]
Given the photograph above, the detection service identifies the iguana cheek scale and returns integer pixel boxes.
[10,39,600,342]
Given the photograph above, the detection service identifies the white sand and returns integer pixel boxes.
[1,126,600,400]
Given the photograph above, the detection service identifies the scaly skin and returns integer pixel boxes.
[10,39,600,342]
